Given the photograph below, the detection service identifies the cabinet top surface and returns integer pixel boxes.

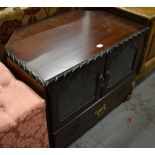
[119,7,155,20]
[6,10,144,82]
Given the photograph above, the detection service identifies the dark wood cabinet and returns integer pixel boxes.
[5,10,149,147]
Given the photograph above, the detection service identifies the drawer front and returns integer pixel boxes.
[52,77,132,148]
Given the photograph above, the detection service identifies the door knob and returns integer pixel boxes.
[98,75,105,87]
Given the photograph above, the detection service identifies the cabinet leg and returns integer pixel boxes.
[124,81,136,101]
[131,81,136,90]
[126,94,132,101]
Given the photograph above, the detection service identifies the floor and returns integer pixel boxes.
[69,70,155,148]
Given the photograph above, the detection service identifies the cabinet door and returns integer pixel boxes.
[103,39,139,92]
[48,55,106,131]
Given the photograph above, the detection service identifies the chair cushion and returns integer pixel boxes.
[0,62,49,147]
[0,62,14,86]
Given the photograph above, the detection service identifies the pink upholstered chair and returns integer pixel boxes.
[0,62,49,147]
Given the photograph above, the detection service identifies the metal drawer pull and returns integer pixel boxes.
[95,104,107,117]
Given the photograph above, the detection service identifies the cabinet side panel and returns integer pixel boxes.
[7,59,45,98]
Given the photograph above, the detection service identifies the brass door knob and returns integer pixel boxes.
[98,75,105,87]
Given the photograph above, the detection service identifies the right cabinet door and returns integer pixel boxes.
[104,38,140,92]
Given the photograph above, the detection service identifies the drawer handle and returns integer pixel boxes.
[95,104,107,117]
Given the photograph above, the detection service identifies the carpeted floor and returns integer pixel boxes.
[69,70,155,148]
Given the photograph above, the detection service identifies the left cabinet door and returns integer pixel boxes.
[47,54,106,131]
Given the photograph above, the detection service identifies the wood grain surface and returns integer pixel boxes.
[6,10,144,81]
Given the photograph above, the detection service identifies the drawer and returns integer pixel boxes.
[52,76,132,147]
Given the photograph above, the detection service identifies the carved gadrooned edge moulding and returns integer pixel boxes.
[5,27,149,87]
